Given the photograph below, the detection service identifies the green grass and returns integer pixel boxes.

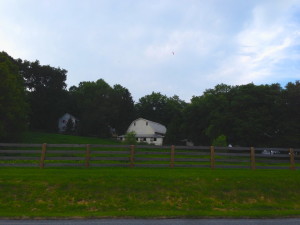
[20,131,119,144]
[0,168,299,218]
[2,131,299,218]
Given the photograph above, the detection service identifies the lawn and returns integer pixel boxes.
[0,167,299,218]
[20,131,119,144]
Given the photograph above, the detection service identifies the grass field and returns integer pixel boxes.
[1,131,299,218]
[0,167,299,218]
[20,131,119,144]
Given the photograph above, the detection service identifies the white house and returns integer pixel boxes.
[119,118,167,145]
[58,113,78,133]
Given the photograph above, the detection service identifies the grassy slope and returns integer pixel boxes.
[0,168,299,218]
[20,131,119,144]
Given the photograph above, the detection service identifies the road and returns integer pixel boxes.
[0,219,300,225]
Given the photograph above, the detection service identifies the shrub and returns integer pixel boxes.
[212,134,227,147]
[123,131,137,145]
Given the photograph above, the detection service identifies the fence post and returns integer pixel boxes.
[250,147,256,170]
[130,145,135,168]
[289,148,295,170]
[210,146,215,169]
[170,145,175,168]
[40,143,47,168]
[85,144,91,168]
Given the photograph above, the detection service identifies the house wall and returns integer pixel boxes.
[58,113,76,132]
[137,137,163,145]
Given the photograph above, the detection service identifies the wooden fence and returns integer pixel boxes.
[0,143,299,169]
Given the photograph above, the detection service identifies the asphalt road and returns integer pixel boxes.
[0,219,300,225]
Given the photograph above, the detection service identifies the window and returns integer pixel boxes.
[146,122,148,126]
[143,138,146,141]
[150,137,157,142]
[134,122,136,126]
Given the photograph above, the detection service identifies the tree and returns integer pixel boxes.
[280,81,300,147]
[122,131,137,145]
[15,59,68,131]
[69,79,136,137]
[212,135,227,147]
[0,52,28,141]
[227,83,283,147]
[109,84,136,135]
[184,95,212,145]
[69,79,112,137]
[65,118,75,134]
[135,92,169,125]
[183,83,285,147]
[135,93,187,144]
[163,95,187,144]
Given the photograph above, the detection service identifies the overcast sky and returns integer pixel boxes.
[0,0,299,101]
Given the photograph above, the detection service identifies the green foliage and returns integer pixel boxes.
[0,52,28,141]
[21,131,118,144]
[110,84,136,134]
[15,57,68,132]
[212,134,227,147]
[280,81,300,147]
[135,93,187,145]
[135,92,169,124]
[69,79,135,137]
[65,118,75,134]
[184,82,300,147]
[1,51,300,148]
[122,131,137,145]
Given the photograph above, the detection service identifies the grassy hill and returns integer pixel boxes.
[20,131,119,144]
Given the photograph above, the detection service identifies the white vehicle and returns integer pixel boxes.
[262,150,280,155]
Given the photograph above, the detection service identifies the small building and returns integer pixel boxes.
[118,118,167,145]
[58,113,78,133]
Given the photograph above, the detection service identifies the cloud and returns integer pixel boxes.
[144,30,221,63]
[0,0,299,102]
[211,0,300,86]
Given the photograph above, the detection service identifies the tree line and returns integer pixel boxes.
[0,51,299,147]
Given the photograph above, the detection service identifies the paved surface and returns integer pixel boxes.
[0,219,300,225]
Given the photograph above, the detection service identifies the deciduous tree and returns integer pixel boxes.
[0,52,28,141]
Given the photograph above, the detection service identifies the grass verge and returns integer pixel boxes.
[0,168,299,218]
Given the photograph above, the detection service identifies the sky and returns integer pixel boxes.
[0,0,299,102]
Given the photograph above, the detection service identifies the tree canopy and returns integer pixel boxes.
[15,58,68,131]
[69,79,135,137]
[184,82,299,147]
[1,51,299,148]
[0,52,28,141]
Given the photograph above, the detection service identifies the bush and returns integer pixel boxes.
[122,131,137,145]
[212,134,227,147]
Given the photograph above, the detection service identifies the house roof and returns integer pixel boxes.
[59,113,77,119]
[129,118,166,134]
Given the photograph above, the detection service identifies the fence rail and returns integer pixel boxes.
[0,143,299,169]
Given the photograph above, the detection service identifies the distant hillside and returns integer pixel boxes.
[21,131,119,144]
